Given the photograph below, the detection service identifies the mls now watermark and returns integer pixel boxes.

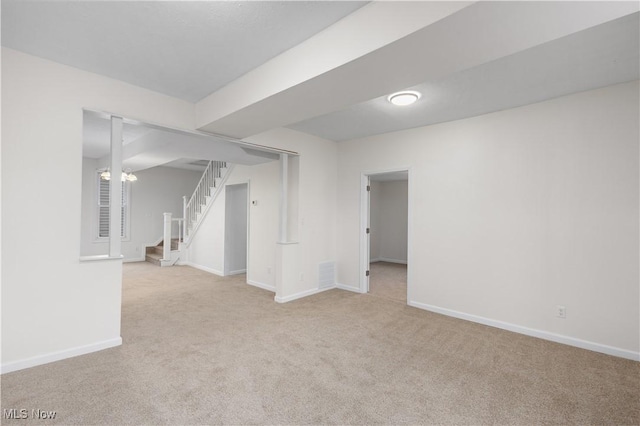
[3,408,57,420]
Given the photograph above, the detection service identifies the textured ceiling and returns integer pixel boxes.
[4,1,638,150]
[288,13,640,142]
[2,1,366,102]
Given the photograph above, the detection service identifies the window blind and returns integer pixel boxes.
[97,173,127,238]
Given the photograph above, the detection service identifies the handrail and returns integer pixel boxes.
[183,160,228,242]
[159,160,232,264]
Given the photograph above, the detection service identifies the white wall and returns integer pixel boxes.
[80,161,201,260]
[337,81,639,359]
[1,48,195,371]
[186,161,279,282]
[370,180,408,264]
[187,128,337,300]
[246,128,338,300]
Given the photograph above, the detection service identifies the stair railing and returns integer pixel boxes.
[183,160,227,241]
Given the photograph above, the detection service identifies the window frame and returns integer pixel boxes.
[95,170,131,242]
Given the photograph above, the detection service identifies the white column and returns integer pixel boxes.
[279,153,289,243]
[163,212,172,261]
[109,116,123,258]
[274,152,301,302]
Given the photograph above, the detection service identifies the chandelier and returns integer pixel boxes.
[100,168,138,182]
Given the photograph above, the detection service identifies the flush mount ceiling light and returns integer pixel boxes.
[388,90,421,106]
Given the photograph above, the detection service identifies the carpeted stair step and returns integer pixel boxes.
[145,252,162,266]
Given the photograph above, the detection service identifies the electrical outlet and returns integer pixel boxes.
[300,273,304,282]
[267,266,272,274]
[556,305,566,319]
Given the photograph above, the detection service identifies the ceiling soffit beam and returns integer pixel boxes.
[195,1,473,132]
[196,1,639,139]
[85,108,298,157]
[99,133,280,172]
[87,108,295,171]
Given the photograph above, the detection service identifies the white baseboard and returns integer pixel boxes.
[184,261,223,277]
[336,282,362,293]
[247,279,275,292]
[228,269,247,276]
[274,285,335,303]
[1,337,122,374]
[408,301,640,362]
[123,256,145,263]
[373,257,407,265]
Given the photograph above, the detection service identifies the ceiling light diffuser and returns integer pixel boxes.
[388,91,421,106]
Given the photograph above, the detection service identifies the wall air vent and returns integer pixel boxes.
[319,261,336,289]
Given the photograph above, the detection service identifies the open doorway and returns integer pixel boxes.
[361,170,409,303]
[224,183,249,276]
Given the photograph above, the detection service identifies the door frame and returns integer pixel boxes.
[359,167,412,303]
[223,181,250,276]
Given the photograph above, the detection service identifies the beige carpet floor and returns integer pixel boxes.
[2,262,638,425]
[369,261,407,303]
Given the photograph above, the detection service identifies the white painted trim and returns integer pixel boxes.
[80,254,144,263]
[274,285,335,303]
[183,261,223,277]
[1,337,122,374]
[372,257,407,265]
[361,166,412,299]
[79,254,123,262]
[408,301,640,361]
[247,279,275,293]
[359,173,370,293]
[336,283,362,293]
[223,181,250,277]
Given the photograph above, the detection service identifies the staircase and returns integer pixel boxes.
[145,160,233,267]
[145,238,180,266]
[183,160,232,242]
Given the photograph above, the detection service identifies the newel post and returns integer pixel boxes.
[163,212,172,261]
